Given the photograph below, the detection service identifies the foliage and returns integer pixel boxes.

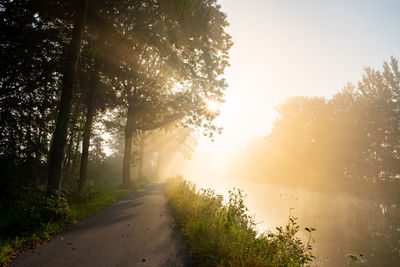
[23,193,70,230]
[0,0,232,201]
[68,186,133,223]
[228,57,400,186]
[130,124,199,179]
[226,57,400,265]
[0,183,134,265]
[166,177,315,267]
[1,193,70,236]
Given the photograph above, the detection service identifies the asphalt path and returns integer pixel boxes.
[10,183,191,267]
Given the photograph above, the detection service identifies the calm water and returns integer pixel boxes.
[186,176,399,267]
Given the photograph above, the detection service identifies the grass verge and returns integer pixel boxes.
[0,184,136,266]
[69,186,134,223]
[165,177,316,267]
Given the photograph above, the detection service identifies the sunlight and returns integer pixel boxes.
[3,1,400,265]
[206,99,220,113]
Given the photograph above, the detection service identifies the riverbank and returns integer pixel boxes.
[165,177,316,267]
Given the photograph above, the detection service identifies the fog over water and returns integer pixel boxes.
[187,176,395,266]
[3,1,400,266]
[157,141,400,267]
[152,2,400,266]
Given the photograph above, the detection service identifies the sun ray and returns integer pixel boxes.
[206,99,220,113]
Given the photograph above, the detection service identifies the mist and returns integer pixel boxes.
[142,59,400,267]
[2,1,400,266]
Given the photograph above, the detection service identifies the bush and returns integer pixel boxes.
[166,177,315,267]
[11,192,70,234]
[0,184,134,265]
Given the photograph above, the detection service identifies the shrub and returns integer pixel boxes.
[11,192,70,234]
[166,176,315,267]
[0,184,134,265]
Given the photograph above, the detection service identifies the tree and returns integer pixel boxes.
[47,0,89,193]
[141,125,198,179]
[117,0,232,187]
[0,0,75,204]
[0,0,231,205]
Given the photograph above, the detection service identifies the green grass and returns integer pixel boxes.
[0,183,136,266]
[69,186,133,223]
[165,176,316,267]
[0,221,63,265]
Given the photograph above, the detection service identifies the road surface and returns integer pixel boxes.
[11,183,191,267]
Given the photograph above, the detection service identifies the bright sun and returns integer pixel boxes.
[206,100,220,113]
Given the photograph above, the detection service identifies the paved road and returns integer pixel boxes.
[11,183,191,267]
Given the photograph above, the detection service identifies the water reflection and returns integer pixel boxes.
[186,176,399,267]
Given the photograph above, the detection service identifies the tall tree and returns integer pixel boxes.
[47,0,88,193]
[0,0,73,204]
[78,55,102,192]
[118,0,232,186]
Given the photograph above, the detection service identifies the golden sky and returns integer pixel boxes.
[181,0,400,181]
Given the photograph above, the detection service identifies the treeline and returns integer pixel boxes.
[228,58,400,265]
[0,0,232,208]
[229,58,400,188]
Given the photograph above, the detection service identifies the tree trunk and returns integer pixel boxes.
[154,151,164,178]
[122,97,136,187]
[137,133,145,181]
[78,58,101,192]
[63,126,76,175]
[47,0,88,194]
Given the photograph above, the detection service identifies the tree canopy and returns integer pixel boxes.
[0,0,232,206]
[227,57,400,264]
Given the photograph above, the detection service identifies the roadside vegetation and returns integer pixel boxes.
[166,177,316,267]
[0,180,140,265]
[1,1,230,264]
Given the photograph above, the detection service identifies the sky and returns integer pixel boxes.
[177,0,400,181]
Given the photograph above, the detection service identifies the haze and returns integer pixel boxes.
[163,1,400,266]
[2,0,400,266]
[180,0,400,181]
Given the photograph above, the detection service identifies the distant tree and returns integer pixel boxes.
[113,0,232,187]
[229,58,400,186]
[144,125,198,179]
[226,58,400,264]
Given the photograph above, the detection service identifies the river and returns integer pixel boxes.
[184,175,399,267]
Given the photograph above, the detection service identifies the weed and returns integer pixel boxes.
[0,184,134,265]
[166,176,316,267]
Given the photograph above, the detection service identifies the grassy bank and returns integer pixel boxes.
[166,177,316,267]
[0,184,136,265]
